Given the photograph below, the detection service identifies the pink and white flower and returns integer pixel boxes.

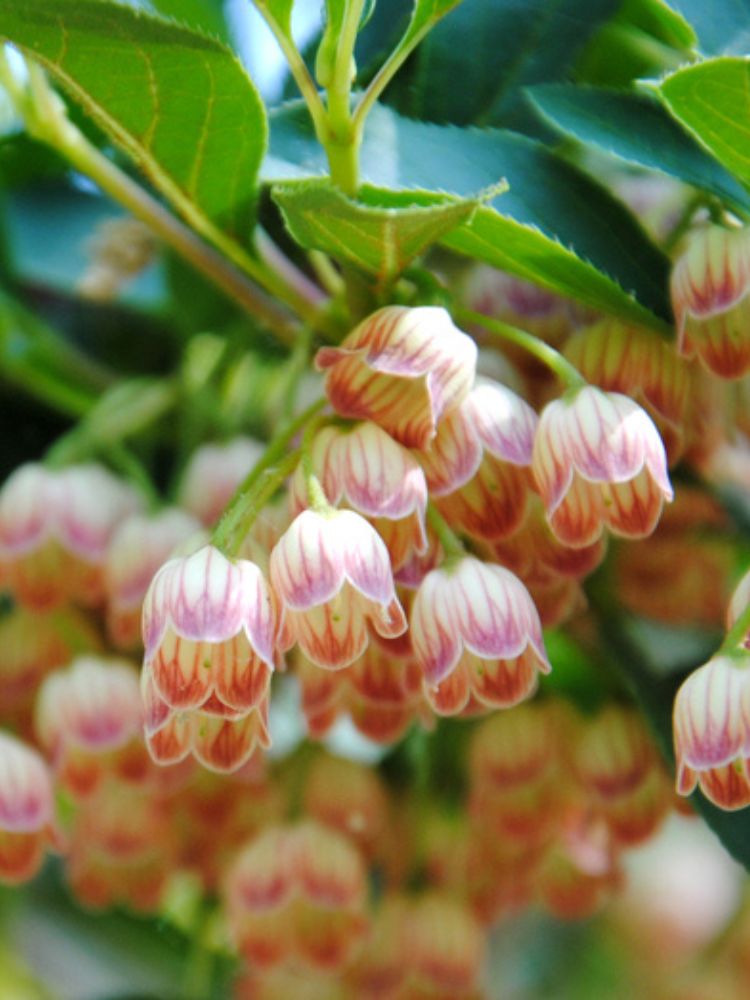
[0,732,56,884]
[411,557,549,713]
[673,653,750,810]
[270,509,407,670]
[36,656,145,797]
[421,379,538,541]
[105,507,202,649]
[142,545,276,714]
[532,386,672,547]
[0,463,142,609]
[315,306,477,450]
[290,422,428,570]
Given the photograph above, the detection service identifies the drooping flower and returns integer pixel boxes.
[564,319,690,462]
[673,653,750,810]
[315,305,477,450]
[532,385,673,547]
[671,222,750,378]
[105,507,202,649]
[407,893,485,998]
[35,656,146,798]
[0,463,142,609]
[142,544,276,715]
[410,556,549,713]
[225,821,368,971]
[0,732,57,884]
[270,509,406,671]
[421,379,538,542]
[290,422,428,571]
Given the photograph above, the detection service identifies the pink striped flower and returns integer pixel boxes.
[671,223,750,378]
[141,661,270,773]
[411,557,549,713]
[105,508,202,649]
[532,386,672,548]
[0,732,56,884]
[270,509,407,670]
[315,306,477,450]
[142,545,276,716]
[674,653,750,810]
[36,656,146,798]
[0,463,142,609]
[290,422,428,570]
[225,821,368,971]
[421,379,538,541]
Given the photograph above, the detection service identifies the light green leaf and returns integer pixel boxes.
[272,179,484,286]
[0,0,267,239]
[403,0,464,44]
[659,57,750,194]
[266,101,672,330]
[529,84,750,214]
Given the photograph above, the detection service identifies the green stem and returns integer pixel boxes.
[212,397,328,554]
[5,57,305,342]
[426,503,465,560]
[251,1,328,144]
[322,0,365,194]
[455,307,587,389]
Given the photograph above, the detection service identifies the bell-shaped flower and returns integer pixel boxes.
[36,656,146,798]
[142,544,276,715]
[673,653,750,810]
[0,462,142,609]
[421,379,538,542]
[671,223,750,378]
[270,509,406,670]
[225,821,368,971]
[315,305,477,450]
[303,753,389,860]
[408,893,485,997]
[564,319,690,462]
[0,732,57,884]
[141,661,271,773]
[178,437,265,526]
[532,386,673,548]
[290,422,428,571]
[411,556,549,712]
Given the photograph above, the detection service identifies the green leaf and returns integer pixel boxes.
[266,101,672,329]
[659,57,750,195]
[383,0,621,129]
[529,84,750,214]
[148,0,231,42]
[661,0,750,54]
[0,0,267,239]
[402,0,465,44]
[272,179,483,287]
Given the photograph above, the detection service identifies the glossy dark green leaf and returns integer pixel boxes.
[383,0,621,128]
[272,179,481,286]
[0,0,267,239]
[266,101,672,329]
[529,84,750,214]
[659,57,750,195]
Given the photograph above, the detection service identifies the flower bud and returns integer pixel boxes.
[178,437,265,526]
